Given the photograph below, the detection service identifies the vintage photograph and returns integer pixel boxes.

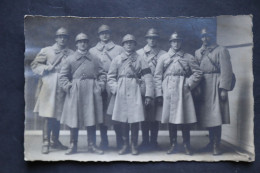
[24,15,254,162]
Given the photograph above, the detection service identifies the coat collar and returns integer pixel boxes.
[200,44,218,55]
[121,51,138,62]
[52,43,69,55]
[95,41,115,51]
[144,45,159,55]
[168,48,184,58]
[75,50,92,61]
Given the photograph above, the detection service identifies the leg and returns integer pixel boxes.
[131,122,139,155]
[99,124,109,150]
[212,125,222,155]
[167,123,177,154]
[150,121,159,149]
[99,90,109,150]
[87,125,104,154]
[199,127,214,152]
[114,123,123,149]
[139,121,149,150]
[50,118,68,150]
[65,128,78,155]
[181,124,192,155]
[42,118,51,154]
[118,123,130,155]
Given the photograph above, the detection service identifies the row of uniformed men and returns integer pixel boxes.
[31,25,233,156]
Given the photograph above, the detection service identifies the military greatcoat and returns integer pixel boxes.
[107,51,154,123]
[154,48,202,124]
[31,43,73,120]
[59,50,106,128]
[195,44,233,127]
[89,41,124,125]
[137,45,166,121]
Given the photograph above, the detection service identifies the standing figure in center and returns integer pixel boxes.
[89,25,124,150]
[154,32,202,155]
[59,33,105,155]
[107,34,154,155]
[137,28,166,150]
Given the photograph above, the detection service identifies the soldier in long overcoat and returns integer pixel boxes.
[195,28,234,155]
[154,32,202,155]
[136,28,166,150]
[59,33,105,155]
[31,27,73,154]
[107,34,154,155]
[89,25,124,150]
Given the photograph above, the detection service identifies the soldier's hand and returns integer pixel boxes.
[145,97,152,106]
[46,64,54,72]
[99,82,106,92]
[220,89,228,101]
[67,84,72,93]
[156,96,163,106]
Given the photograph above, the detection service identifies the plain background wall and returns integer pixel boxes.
[217,15,254,154]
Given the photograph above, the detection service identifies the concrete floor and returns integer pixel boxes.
[24,131,253,162]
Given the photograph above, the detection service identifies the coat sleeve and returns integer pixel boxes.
[154,55,164,97]
[107,57,119,95]
[218,47,233,90]
[186,55,203,90]
[31,48,49,76]
[141,58,154,98]
[58,58,72,92]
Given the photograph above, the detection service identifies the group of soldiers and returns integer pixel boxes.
[31,24,234,156]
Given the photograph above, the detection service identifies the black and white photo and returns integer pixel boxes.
[24,16,254,162]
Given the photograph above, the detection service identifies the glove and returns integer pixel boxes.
[220,89,228,101]
[156,96,163,106]
[145,97,152,106]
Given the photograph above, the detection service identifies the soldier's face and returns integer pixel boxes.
[147,37,158,47]
[76,40,89,51]
[201,35,211,46]
[170,39,182,51]
[99,31,111,43]
[56,35,68,47]
[123,41,136,52]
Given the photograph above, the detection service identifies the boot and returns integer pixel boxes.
[150,121,159,149]
[131,123,139,155]
[118,123,129,155]
[99,124,109,150]
[182,125,192,155]
[167,124,177,154]
[42,118,51,154]
[50,119,68,150]
[87,126,104,154]
[114,123,123,149]
[138,121,149,150]
[213,126,222,155]
[199,127,214,152]
[65,128,78,155]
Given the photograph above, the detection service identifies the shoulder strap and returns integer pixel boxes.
[177,59,188,75]
[71,57,89,75]
[52,53,66,67]
[129,61,141,79]
[163,55,174,73]
[104,50,112,61]
[205,53,220,71]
